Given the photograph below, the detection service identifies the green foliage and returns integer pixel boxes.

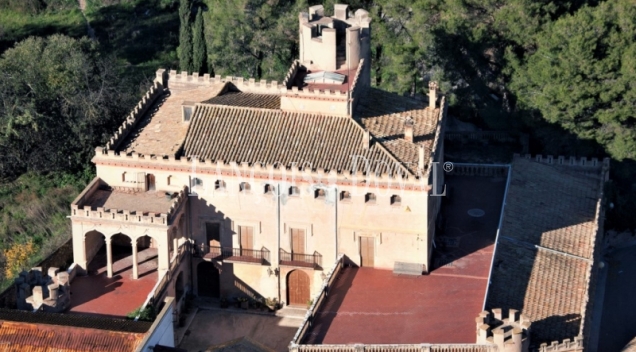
[178,0,193,73]
[0,171,89,288]
[192,6,207,75]
[508,0,636,161]
[126,305,156,321]
[203,0,308,79]
[0,35,138,179]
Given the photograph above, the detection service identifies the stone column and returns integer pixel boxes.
[132,239,139,280]
[106,237,113,278]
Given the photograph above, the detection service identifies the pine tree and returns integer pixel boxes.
[177,0,193,74]
[192,7,208,75]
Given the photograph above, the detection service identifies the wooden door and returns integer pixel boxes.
[239,226,254,255]
[291,229,306,261]
[197,262,220,298]
[360,237,375,267]
[147,174,156,191]
[136,172,146,191]
[287,270,310,306]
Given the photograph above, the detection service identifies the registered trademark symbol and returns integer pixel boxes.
[443,162,454,172]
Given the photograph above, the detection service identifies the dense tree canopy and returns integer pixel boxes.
[508,0,636,160]
[0,35,136,179]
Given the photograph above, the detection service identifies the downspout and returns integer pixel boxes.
[277,183,282,303]
[334,186,338,260]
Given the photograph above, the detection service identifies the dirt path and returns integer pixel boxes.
[78,0,96,40]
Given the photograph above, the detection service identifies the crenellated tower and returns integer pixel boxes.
[476,308,531,352]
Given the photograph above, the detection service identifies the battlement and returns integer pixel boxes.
[71,177,188,225]
[476,308,530,352]
[514,154,609,169]
[537,337,584,352]
[15,267,71,313]
[93,146,428,184]
[105,81,164,151]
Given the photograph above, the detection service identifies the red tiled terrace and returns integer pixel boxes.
[304,174,507,344]
[69,245,158,318]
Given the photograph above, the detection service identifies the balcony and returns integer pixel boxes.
[279,249,322,269]
[201,245,270,265]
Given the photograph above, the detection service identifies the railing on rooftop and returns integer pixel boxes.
[136,241,189,321]
[199,245,270,265]
[290,254,344,347]
[279,249,322,269]
[291,344,496,352]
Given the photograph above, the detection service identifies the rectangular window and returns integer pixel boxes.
[239,226,254,252]
[291,228,306,260]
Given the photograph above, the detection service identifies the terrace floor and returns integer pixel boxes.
[69,245,158,318]
[84,188,174,214]
[304,174,507,344]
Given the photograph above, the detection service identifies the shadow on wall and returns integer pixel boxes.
[301,264,356,344]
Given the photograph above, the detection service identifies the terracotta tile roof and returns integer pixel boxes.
[119,84,227,156]
[0,308,151,333]
[203,92,281,109]
[622,336,636,352]
[180,88,440,175]
[182,104,407,175]
[0,321,145,352]
[486,157,603,345]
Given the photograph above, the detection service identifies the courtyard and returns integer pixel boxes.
[178,306,301,352]
[303,173,507,344]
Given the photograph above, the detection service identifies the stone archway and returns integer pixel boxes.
[197,262,220,298]
[287,270,310,306]
[84,230,105,273]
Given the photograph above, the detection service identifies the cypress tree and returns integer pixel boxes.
[177,0,193,73]
[192,7,207,75]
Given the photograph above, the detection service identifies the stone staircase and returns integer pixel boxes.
[275,305,308,319]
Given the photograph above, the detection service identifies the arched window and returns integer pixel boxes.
[191,177,203,188]
[314,188,326,199]
[365,193,376,204]
[215,180,226,190]
[289,186,300,196]
[340,191,351,201]
[391,195,402,205]
[264,184,274,194]
[240,182,251,192]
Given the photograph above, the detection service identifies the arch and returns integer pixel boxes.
[197,262,220,298]
[287,270,310,306]
[84,230,106,270]
[175,270,185,301]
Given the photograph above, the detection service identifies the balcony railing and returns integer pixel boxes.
[201,245,270,265]
[279,249,322,269]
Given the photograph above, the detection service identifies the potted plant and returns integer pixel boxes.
[238,297,249,310]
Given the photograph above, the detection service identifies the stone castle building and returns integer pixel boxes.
[69,4,446,308]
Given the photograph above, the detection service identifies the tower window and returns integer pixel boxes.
[365,193,376,204]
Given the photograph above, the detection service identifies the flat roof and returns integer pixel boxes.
[304,174,507,344]
[83,189,174,214]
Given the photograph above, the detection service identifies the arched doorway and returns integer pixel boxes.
[197,262,220,298]
[110,233,132,275]
[175,271,185,301]
[287,270,310,306]
[147,174,156,191]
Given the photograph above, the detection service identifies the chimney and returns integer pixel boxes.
[363,129,370,149]
[334,4,349,20]
[428,81,438,109]
[404,117,414,143]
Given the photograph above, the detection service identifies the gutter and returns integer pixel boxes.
[482,164,512,311]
